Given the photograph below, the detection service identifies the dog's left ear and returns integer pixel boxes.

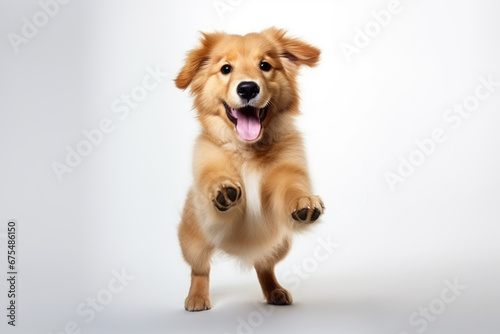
[175,32,221,90]
[263,27,320,67]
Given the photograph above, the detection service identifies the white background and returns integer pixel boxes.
[1,0,499,333]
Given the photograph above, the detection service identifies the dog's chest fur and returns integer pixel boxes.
[241,162,263,223]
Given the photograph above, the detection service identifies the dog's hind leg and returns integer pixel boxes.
[254,237,293,305]
[178,192,214,311]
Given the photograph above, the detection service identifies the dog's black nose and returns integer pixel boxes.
[237,81,260,101]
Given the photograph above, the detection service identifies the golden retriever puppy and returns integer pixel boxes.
[175,27,324,311]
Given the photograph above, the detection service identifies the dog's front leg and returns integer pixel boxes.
[262,163,325,227]
[194,140,243,212]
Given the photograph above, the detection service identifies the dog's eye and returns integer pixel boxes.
[260,61,272,71]
[221,64,232,74]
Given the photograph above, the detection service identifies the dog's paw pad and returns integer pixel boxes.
[296,208,308,220]
[226,186,239,202]
[216,191,227,207]
[311,208,321,221]
[291,196,324,223]
[211,182,242,212]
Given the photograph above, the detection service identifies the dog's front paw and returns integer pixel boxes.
[211,181,242,212]
[185,294,211,312]
[291,195,325,223]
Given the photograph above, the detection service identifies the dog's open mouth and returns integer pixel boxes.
[224,102,268,141]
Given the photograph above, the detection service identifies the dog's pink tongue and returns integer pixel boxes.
[234,109,261,141]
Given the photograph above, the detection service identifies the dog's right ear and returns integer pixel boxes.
[263,27,320,68]
[175,32,220,90]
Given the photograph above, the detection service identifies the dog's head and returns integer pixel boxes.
[175,27,320,144]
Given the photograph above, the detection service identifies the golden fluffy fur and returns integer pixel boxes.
[175,27,324,311]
